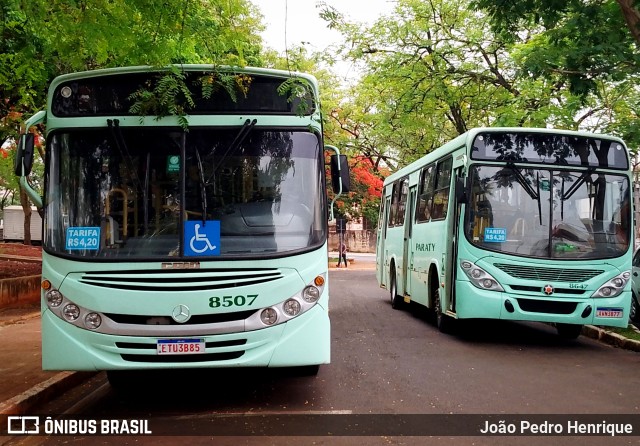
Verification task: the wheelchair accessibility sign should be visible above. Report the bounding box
[184,220,220,256]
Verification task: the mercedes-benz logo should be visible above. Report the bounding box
[171,304,191,323]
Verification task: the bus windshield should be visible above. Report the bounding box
[44,128,326,259]
[464,165,631,259]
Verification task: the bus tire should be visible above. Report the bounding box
[389,268,403,310]
[556,323,583,340]
[106,370,135,390]
[630,292,639,323]
[295,365,320,376]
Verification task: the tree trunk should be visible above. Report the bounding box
[19,186,32,246]
[617,0,640,46]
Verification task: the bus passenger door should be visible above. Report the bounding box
[376,196,390,286]
[444,167,464,313]
[402,186,417,300]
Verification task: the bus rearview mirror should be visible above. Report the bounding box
[330,154,350,194]
[14,133,35,176]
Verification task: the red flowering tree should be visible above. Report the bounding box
[327,154,389,229]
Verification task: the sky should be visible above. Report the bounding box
[249,0,395,78]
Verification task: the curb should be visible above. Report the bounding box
[0,371,96,416]
[0,254,42,264]
[582,325,640,352]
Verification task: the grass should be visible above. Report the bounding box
[604,324,640,342]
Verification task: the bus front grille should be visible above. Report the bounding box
[516,298,578,314]
[120,351,245,363]
[105,310,256,325]
[494,264,603,282]
[117,339,246,363]
[79,268,283,291]
[509,285,587,295]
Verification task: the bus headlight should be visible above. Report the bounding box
[460,260,504,292]
[245,274,327,332]
[63,304,80,321]
[84,313,102,329]
[302,286,320,303]
[283,299,301,316]
[260,308,278,325]
[46,290,64,307]
[592,271,630,298]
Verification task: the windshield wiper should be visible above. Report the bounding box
[207,118,257,183]
[561,168,594,201]
[506,163,539,201]
[506,163,542,225]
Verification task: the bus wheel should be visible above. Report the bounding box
[630,293,639,323]
[294,365,320,376]
[106,370,135,390]
[556,323,583,340]
[390,269,403,310]
[434,288,455,334]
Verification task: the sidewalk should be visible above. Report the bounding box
[0,305,94,416]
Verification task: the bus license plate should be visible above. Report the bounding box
[595,308,623,318]
[157,338,205,355]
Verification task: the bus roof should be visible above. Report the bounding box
[47,64,320,103]
[384,127,628,185]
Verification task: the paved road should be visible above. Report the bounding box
[19,270,640,445]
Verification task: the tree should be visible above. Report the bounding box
[321,0,640,173]
[472,0,640,98]
[1,0,264,243]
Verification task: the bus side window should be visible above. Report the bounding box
[396,178,408,226]
[431,158,452,220]
[416,165,435,223]
[388,182,400,227]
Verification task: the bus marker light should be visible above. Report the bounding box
[41,280,51,290]
[314,276,325,287]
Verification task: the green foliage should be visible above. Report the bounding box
[0,0,265,209]
[321,0,640,169]
[472,0,640,97]
[276,77,312,115]
[128,68,195,128]
[1,0,265,141]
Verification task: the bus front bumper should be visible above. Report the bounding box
[455,281,630,328]
[41,305,330,371]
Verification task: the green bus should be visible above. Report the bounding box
[15,65,348,381]
[376,128,633,338]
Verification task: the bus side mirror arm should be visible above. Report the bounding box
[325,145,350,222]
[15,110,46,208]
